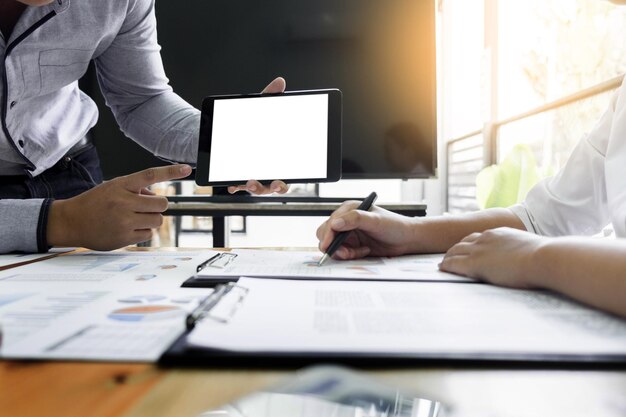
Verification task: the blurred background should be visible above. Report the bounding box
[84,0,626,248]
[445,0,626,214]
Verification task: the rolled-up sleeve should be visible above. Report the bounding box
[508,93,617,237]
[94,0,200,164]
[509,202,538,234]
[0,199,52,253]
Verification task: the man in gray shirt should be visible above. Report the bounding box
[0,0,287,253]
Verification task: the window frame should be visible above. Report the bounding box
[444,0,625,212]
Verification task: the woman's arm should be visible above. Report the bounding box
[316,204,526,259]
[533,236,626,317]
[440,228,626,318]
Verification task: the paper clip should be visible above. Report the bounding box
[186,283,249,329]
[196,253,238,272]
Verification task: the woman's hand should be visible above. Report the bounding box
[439,227,545,288]
[316,202,420,260]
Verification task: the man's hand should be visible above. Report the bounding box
[228,77,290,195]
[47,164,192,251]
[439,227,545,288]
[316,202,419,260]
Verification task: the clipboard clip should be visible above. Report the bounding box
[197,252,238,272]
[186,283,249,329]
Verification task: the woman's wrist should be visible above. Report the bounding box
[526,236,558,289]
[406,216,445,254]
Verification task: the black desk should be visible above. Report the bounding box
[165,196,427,247]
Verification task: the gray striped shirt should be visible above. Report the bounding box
[0,0,200,253]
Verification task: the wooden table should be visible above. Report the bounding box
[1,248,625,417]
[2,362,626,417]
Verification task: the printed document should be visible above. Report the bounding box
[0,249,217,361]
[0,248,74,269]
[194,249,471,282]
[0,249,217,291]
[187,278,626,357]
[0,287,212,361]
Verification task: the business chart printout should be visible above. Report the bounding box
[0,250,215,361]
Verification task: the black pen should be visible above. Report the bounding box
[318,191,378,266]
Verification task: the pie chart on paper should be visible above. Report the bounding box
[108,305,184,322]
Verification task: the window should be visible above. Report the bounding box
[444,0,626,213]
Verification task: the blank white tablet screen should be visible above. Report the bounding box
[208,94,329,182]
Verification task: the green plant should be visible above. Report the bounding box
[476,144,543,209]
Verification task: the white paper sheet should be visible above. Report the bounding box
[187,278,626,357]
[0,287,212,361]
[0,249,218,291]
[0,247,74,269]
[0,249,217,361]
[195,249,470,282]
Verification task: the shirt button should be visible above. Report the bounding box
[10,101,17,109]
[18,139,25,147]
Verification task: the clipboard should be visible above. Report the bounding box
[183,253,240,287]
[160,278,626,368]
[160,336,626,368]
[181,250,473,287]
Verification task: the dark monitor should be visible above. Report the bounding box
[86,0,437,180]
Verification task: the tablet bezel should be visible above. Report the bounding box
[196,89,342,187]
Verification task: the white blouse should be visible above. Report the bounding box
[510,77,626,238]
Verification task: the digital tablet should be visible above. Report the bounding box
[196,89,342,186]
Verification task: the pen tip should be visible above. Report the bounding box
[318,254,328,267]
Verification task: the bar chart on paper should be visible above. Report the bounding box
[0,249,216,361]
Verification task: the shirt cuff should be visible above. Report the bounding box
[0,199,49,253]
[37,198,54,253]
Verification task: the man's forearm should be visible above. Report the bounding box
[530,237,626,318]
[409,208,527,253]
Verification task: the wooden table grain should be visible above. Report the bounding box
[2,362,626,417]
